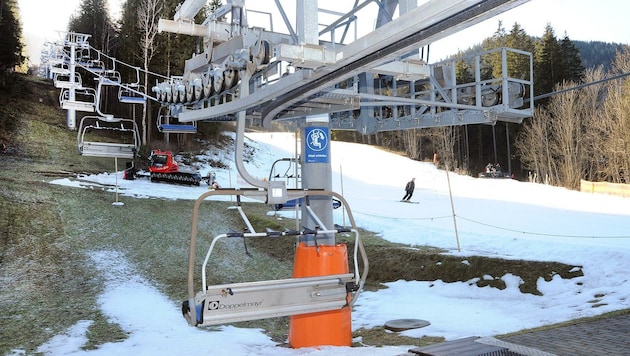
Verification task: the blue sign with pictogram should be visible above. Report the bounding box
[304,126,329,163]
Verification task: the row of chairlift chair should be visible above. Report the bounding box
[46,39,198,160]
[53,57,141,159]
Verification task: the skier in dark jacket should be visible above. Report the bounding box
[402,178,415,201]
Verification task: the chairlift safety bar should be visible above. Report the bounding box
[200,227,362,292]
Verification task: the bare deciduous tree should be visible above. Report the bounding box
[517,66,612,188]
[516,105,555,184]
[601,48,630,183]
[425,126,457,170]
[137,0,163,145]
[402,128,421,160]
[547,80,585,189]
[577,67,607,181]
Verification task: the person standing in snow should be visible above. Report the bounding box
[402,177,415,201]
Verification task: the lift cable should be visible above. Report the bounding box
[527,70,630,103]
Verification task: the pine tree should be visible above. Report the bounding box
[481,20,507,80]
[505,22,534,79]
[558,34,584,83]
[455,55,474,84]
[0,0,24,72]
[68,0,118,54]
[117,0,142,67]
[533,24,562,100]
[208,0,222,12]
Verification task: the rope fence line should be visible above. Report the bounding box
[455,216,630,239]
[352,209,452,221]
[351,210,630,239]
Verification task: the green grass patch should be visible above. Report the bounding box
[352,326,444,348]
[83,313,129,350]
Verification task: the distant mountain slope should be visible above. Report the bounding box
[574,41,625,71]
[446,40,624,73]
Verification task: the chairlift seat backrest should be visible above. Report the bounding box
[193,273,354,326]
[79,141,137,159]
[60,88,96,112]
[62,100,95,112]
[158,124,197,134]
[54,72,82,89]
[99,70,121,85]
[118,85,146,104]
[156,112,197,134]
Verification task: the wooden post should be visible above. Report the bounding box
[445,165,460,251]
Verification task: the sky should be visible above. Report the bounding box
[18,0,630,66]
[35,131,630,355]
[18,0,124,66]
[430,0,630,61]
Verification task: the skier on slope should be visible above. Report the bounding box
[402,177,415,202]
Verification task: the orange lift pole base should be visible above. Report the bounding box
[289,242,352,348]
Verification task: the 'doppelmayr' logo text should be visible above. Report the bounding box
[207,300,264,311]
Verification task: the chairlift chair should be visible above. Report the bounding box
[99,69,121,85]
[59,87,96,112]
[47,46,66,66]
[50,63,69,76]
[118,66,147,104]
[156,106,197,134]
[77,115,140,159]
[54,72,82,89]
[90,49,122,85]
[85,59,105,74]
[118,84,147,104]
[75,47,92,66]
[182,189,368,327]
[78,48,106,74]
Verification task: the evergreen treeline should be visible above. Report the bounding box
[7,2,630,189]
[574,41,624,72]
[0,0,24,138]
[0,0,24,73]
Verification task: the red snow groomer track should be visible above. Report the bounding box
[148,149,202,186]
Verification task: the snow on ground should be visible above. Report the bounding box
[42,131,630,355]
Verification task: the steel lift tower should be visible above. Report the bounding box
[157,0,533,348]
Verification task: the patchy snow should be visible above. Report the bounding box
[42,131,630,355]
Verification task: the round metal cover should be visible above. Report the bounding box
[384,318,430,332]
